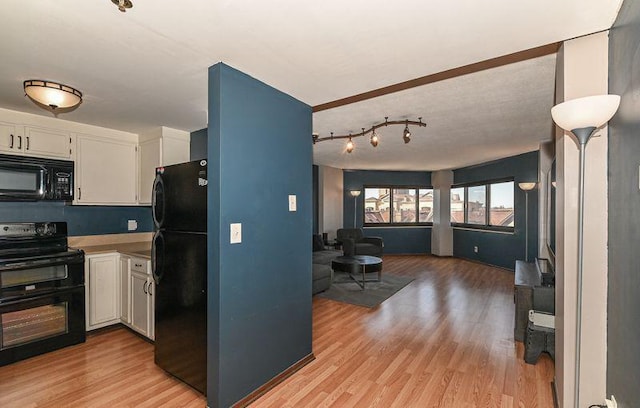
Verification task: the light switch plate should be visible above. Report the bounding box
[288,195,297,212]
[127,220,138,231]
[230,223,242,244]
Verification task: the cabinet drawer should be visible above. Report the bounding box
[131,258,149,274]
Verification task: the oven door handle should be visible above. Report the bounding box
[0,253,84,271]
[0,286,82,307]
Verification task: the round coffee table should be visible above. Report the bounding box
[331,255,383,290]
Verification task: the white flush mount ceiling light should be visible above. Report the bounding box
[112,0,133,12]
[23,80,82,111]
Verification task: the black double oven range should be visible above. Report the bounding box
[0,222,85,366]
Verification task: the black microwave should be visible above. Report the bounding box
[0,154,73,201]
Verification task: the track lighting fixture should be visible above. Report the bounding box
[370,129,379,147]
[313,116,425,154]
[403,121,411,144]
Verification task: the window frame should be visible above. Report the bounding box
[450,177,515,232]
[362,185,434,227]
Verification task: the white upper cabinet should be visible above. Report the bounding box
[0,108,193,206]
[0,122,22,154]
[138,127,190,204]
[0,121,71,159]
[23,126,72,159]
[76,134,138,205]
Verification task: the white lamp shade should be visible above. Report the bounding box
[24,80,82,109]
[349,190,361,197]
[551,94,620,132]
[518,182,537,191]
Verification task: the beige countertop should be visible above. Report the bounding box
[68,232,153,259]
[75,242,152,259]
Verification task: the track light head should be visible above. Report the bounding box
[403,124,411,144]
[346,137,354,153]
[370,130,379,147]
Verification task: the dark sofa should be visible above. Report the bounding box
[312,235,341,294]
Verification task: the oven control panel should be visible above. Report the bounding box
[0,223,59,237]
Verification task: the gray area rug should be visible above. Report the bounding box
[316,272,414,308]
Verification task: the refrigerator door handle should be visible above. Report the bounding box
[152,231,164,284]
[152,174,165,229]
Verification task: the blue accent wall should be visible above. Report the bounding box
[343,170,432,254]
[207,63,312,407]
[607,2,640,405]
[452,151,538,270]
[0,202,152,236]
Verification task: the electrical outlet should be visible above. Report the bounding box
[605,395,617,408]
[473,246,478,253]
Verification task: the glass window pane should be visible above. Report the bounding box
[364,188,390,223]
[419,189,433,222]
[489,181,514,227]
[392,188,416,223]
[450,187,465,223]
[467,185,486,225]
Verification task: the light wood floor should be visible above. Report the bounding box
[0,255,554,408]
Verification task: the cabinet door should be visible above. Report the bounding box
[138,138,161,205]
[0,122,23,154]
[76,135,137,205]
[120,256,131,324]
[130,271,150,337]
[88,254,120,328]
[23,126,71,159]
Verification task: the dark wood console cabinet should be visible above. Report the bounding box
[514,259,555,342]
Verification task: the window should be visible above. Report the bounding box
[450,187,465,223]
[451,180,514,231]
[467,185,486,225]
[489,181,514,227]
[364,188,390,224]
[364,186,432,226]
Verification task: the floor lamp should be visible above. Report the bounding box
[349,190,361,228]
[518,182,537,262]
[551,94,620,408]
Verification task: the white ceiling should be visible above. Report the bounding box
[0,0,624,170]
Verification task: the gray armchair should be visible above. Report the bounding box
[337,228,384,257]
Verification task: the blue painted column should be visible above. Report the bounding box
[207,63,313,407]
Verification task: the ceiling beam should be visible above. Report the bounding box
[312,42,561,113]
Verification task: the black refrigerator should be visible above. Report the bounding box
[152,159,207,395]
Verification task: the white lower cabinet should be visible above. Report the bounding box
[86,253,121,330]
[123,257,154,340]
[85,253,154,340]
[130,272,152,338]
